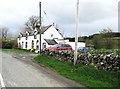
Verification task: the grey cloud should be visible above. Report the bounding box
[0,0,119,37]
[42,0,117,24]
[42,0,118,37]
[79,2,117,23]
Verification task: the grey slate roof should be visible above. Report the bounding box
[19,25,52,37]
[44,39,57,45]
[40,25,52,34]
[21,33,26,37]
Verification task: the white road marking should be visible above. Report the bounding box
[0,73,5,87]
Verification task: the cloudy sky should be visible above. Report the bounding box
[0,0,119,37]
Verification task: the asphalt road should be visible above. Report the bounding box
[0,51,85,88]
[0,51,2,88]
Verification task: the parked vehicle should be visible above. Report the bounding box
[78,47,90,53]
[48,44,73,51]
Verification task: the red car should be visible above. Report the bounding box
[48,44,72,51]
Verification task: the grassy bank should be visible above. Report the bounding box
[0,48,30,53]
[34,55,119,89]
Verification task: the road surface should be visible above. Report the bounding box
[0,51,85,88]
[0,51,2,88]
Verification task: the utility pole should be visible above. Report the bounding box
[39,2,41,54]
[74,0,79,65]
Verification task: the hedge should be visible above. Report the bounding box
[0,39,17,49]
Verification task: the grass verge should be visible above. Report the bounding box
[34,55,119,89]
[0,48,30,53]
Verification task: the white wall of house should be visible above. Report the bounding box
[27,36,34,49]
[18,37,26,49]
[67,42,86,50]
[42,26,63,40]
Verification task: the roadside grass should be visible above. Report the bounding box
[34,55,119,89]
[115,50,120,55]
[0,48,30,53]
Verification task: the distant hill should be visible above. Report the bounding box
[65,32,120,49]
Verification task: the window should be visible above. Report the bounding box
[42,43,46,49]
[32,40,34,48]
[36,40,39,43]
[26,36,28,40]
[25,42,27,49]
[34,35,37,39]
[36,45,39,50]
[51,34,53,37]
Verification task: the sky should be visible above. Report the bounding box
[0,0,119,37]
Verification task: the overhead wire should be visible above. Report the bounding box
[41,6,64,40]
[42,7,52,24]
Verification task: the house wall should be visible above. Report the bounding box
[18,37,26,49]
[67,42,86,50]
[18,35,39,50]
[27,35,40,50]
[40,25,64,49]
[42,26,64,40]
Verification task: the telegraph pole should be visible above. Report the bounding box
[74,0,79,65]
[39,2,41,54]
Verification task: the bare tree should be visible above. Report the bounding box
[100,28,112,34]
[100,28,113,49]
[0,27,8,40]
[100,28,113,38]
[25,16,39,31]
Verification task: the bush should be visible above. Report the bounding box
[0,39,2,48]
[1,39,14,49]
[12,40,18,49]
[0,39,18,49]
[29,48,35,52]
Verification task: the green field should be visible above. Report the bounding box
[34,55,119,89]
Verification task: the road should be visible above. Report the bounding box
[0,51,85,88]
[0,51,2,88]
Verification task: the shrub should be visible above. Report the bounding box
[30,48,35,52]
[0,39,2,48]
[2,39,14,49]
[12,40,18,49]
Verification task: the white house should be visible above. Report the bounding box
[17,24,85,53]
[18,24,65,52]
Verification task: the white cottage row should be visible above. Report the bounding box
[18,24,65,53]
[17,24,85,53]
